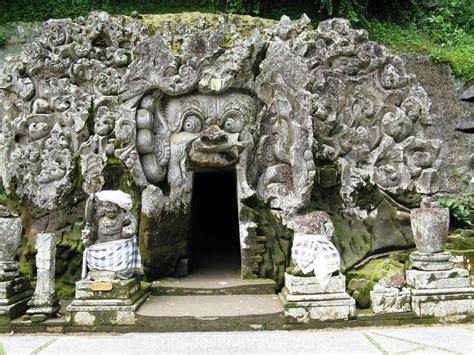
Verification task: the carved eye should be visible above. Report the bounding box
[183,114,202,133]
[222,112,243,133]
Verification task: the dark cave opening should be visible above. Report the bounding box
[190,169,241,276]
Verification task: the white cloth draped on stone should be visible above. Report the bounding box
[291,233,340,290]
[95,190,133,211]
[83,236,143,279]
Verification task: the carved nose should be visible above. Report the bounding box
[201,125,228,145]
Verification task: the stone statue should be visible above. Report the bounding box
[27,233,59,319]
[81,190,143,280]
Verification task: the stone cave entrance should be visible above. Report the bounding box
[190,169,241,279]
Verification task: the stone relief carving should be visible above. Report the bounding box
[0,12,447,277]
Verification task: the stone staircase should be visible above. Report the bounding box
[136,276,284,331]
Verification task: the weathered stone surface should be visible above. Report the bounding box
[0,276,31,300]
[401,54,471,197]
[0,12,459,280]
[406,268,470,289]
[411,202,450,253]
[281,269,355,322]
[346,256,406,309]
[410,260,454,271]
[370,286,411,314]
[280,288,356,322]
[74,278,140,301]
[410,288,474,317]
[27,233,59,316]
[410,249,454,272]
[378,271,405,289]
[66,277,148,326]
[0,215,32,320]
[0,217,22,262]
[284,273,345,294]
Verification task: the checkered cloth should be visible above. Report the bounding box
[84,236,143,279]
[291,233,340,291]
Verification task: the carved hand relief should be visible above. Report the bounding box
[0,13,443,217]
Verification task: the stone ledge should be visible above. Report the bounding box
[280,289,356,322]
[411,287,474,317]
[75,278,140,300]
[0,295,31,321]
[284,273,345,294]
[406,268,470,289]
[66,289,149,326]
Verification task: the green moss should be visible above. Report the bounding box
[447,229,474,250]
[141,13,275,37]
[346,257,405,309]
[56,283,75,299]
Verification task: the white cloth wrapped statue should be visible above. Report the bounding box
[288,212,341,291]
[81,190,143,280]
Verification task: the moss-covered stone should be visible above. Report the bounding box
[346,256,405,309]
[140,13,276,38]
[447,229,474,251]
[311,183,414,271]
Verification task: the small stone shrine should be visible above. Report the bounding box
[0,207,33,322]
[406,199,474,318]
[65,191,148,326]
[27,233,60,321]
[280,212,356,322]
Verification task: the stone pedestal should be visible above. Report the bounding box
[0,262,33,321]
[27,233,60,319]
[66,277,148,326]
[406,263,474,318]
[370,285,412,314]
[280,273,356,323]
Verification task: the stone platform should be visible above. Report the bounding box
[280,273,356,323]
[152,277,276,296]
[136,294,284,331]
[66,278,149,326]
[406,267,474,318]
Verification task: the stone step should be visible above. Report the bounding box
[136,295,284,331]
[151,277,276,296]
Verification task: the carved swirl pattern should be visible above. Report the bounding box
[0,13,442,218]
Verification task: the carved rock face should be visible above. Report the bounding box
[167,92,257,169]
[96,201,127,241]
[0,13,455,277]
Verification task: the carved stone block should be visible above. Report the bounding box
[411,288,474,318]
[370,286,412,314]
[280,273,355,322]
[410,251,454,271]
[285,273,346,294]
[406,269,470,289]
[0,276,33,321]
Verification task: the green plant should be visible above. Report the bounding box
[437,196,473,228]
[0,31,6,47]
